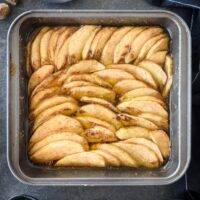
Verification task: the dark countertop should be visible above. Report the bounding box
[0,0,196,200]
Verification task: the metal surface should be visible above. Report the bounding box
[7,10,191,186]
[41,0,74,3]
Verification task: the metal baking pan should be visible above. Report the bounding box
[7,10,191,185]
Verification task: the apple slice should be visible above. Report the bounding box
[78,104,121,129]
[33,102,78,130]
[125,27,163,63]
[123,138,163,163]
[30,86,61,110]
[162,55,173,97]
[28,65,55,95]
[49,27,66,63]
[90,27,117,60]
[54,28,78,69]
[117,113,158,130]
[76,116,116,132]
[67,25,98,65]
[30,96,77,119]
[94,68,134,85]
[55,152,106,167]
[107,64,158,89]
[30,140,85,163]
[66,60,105,76]
[114,142,159,168]
[114,27,146,63]
[113,79,148,95]
[40,29,54,65]
[101,27,132,65]
[138,60,167,90]
[137,113,168,130]
[120,88,163,102]
[134,34,166,64]
[66,74,112,89]
[92,143,138,167]
[146,37,169,59]
[31,27,50,70]
[83,125,117,143]
[82,27,101,59]
[30,115,83,144]
[29,132,88,155]
[92,150,120,166]
[116,126,150,140]
[80,96,119,113]
[68,86,115,102]
[117,100,168,117]
[147,50,168,66]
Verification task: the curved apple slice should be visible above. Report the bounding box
[68,86,116,102]
[49,27,66,63]
[146,37,169,59]
[80,96,119,113]
[54,27,78,70]
[31,27,50,70]
[114,27,146,63]
[92,143,138,167]
[113,79,148,95]
[90,27,117,60]
[117,100,168,117]
[30,140,85,163]
[116,126,150,140]
[138,60,167,90]
[137,113,168,130]
[94,68,134,85]
[76,116,116,132]
[27,29,41,76]
[54,27,77,62]
[33,102,78,130]
[55,152,106,167]
[40,29,54,66]
[101,27,132,65]
[134,34,166,64]
[30,70,62,97]
[78,104,121,129]
[162,55,173,97]
[83,125,117,143]
[30,95,77,119]
[92,150,120,166]
[30,114,83,144]
[117,113,158,130]
[30,86,61,110]
[66,74,112,89]
[107,64,157,89]
[82,27,101,59]
[114,142,159,168]
[125,27,163,63]
[66,60,105,76]
[125,96,166,107]
[28,65,55,95]
[150,130,170,158]
[29,132,89,155]
[67,25,98,65]
[115,127,170,158]
[147,50,168,66]
[120,88,163,102]
[123,138,163,163]
[62,81,95,93]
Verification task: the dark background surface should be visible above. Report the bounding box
[0,0,199,200]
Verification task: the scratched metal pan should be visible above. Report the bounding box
[7,10,191,186]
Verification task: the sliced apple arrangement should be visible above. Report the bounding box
[27,25,173,168]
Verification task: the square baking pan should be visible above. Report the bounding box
[7,10,191,185]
